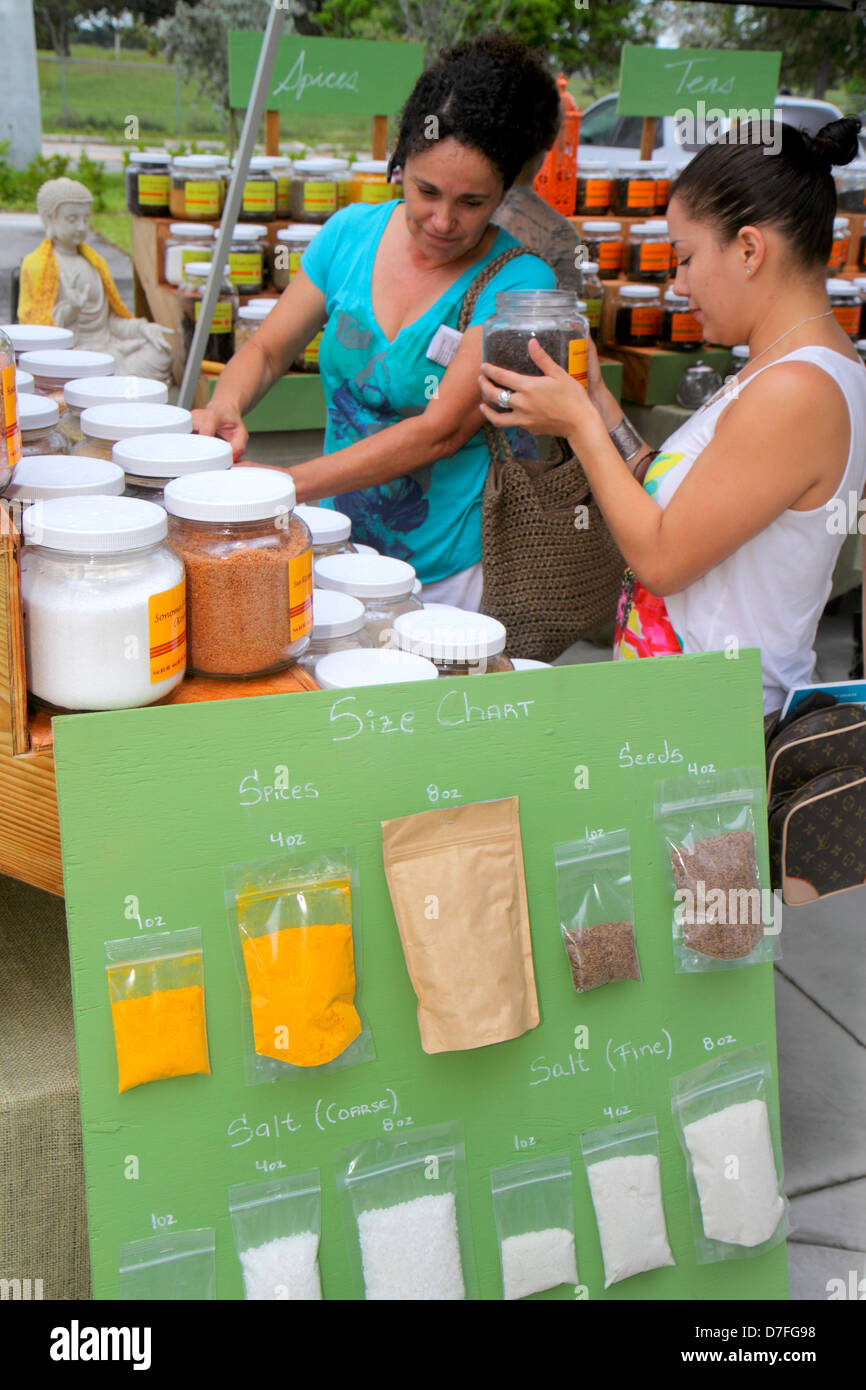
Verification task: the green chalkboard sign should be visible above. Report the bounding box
[54,651,789,1301]
[228,32,424,115]
[618,45,781,119]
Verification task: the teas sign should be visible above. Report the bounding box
[228,32,424,115]
[617,45,781,118]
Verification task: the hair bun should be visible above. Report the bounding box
[803,116,862,171]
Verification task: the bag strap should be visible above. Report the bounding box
[457,246,535,334]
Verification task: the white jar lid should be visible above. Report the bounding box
[293,158,343,175]
[64,375,168,410]
[664,288,689,304]
[314,553,416,599]
[183,261,217,279]
[628,224,650,237]
[643,219,669,233]
[128,150,171,165]
[168,223,216,238]
[620,284,661,299]
[833,217,850,229]
[311,589,366,639]
[22,494,167,551]
[393,608,506,661]
[164,466,296,521]
[731,344,749,360]
[113,432,233,478]
[510,657,552,669]
[15,369,34,394]
[576,300,587,313]
[80,403,192,442]
[229,224,267,240]
[827,278,858,296]
[296,503,352,544]
[237,304,275,323]
[853,278,866,290]
[18,349,116,381]
[621,160,658,172]
[314,648,438,688]
[173,155,222,170]
[6,454,125,502]
[581,262,599,275]
[2,324,74,353]
[350,160,388,174]
[242,156,280,173]
[578,159,610,170]
[19,393,60,430]
[582,220,621,233]
[351,542,378,556]
[276,225,321,243]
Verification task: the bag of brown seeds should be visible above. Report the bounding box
[654,767,779,973]
[554,829,641,993]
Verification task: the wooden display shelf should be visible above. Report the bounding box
[605,345,733,407]
[0,514,318,897]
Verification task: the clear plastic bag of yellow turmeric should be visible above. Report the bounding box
[105,928,211,1093]
[225,849,374,1085]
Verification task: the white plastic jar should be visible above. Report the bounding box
[60,375,169,447]
[314,648,438,688]
[273,224,321,290]
[313,553,422,646]
[4,456,124,528]
[20,495,186,711]
[296,589,373,676]
[15,370,34,395]
[72,403,193,461]
[19,394,70,456]
[113,433,233,504]
[295,503,353,557]
[163,223,216,286]
[1,324,74,360]
[17,349,116,420]
[393,608,512,675]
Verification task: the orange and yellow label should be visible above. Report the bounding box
[639,241,672,272]
[597,240,623,271]
[289,550,313,642]
[185,181,219,216]
[302,181,337,214]
[242,180,276,215]
[832,304,860,335]
[670,311,702,342]
[276,175,290,207]
[289,250,303,279]
[194,300,233,333]
[360,183,393,203]
[584,297,602,331]
[137,173,169,206]
[655,178,670,208]
[148,580,186,684]
[581,178,612,209]
[568,337,588,388]
[629,306,659,336]
[625,178,655,208]
[1,363,21,470]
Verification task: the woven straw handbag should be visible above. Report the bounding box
[458,247,624,662]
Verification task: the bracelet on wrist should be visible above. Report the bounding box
[608,414,645,463]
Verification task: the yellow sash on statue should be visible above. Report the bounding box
[18,239,133,325]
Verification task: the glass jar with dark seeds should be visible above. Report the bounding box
[580,221,623,280]
[483,291,588,409]
[578,262,603,343]
[178,262,238,367]
[659,289,703,351]
[612,162,658,216]
[613,285,661,347]
[576,160,613,215]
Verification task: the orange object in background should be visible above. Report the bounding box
[533,77,580,216]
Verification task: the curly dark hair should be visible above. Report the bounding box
[388,31,561,192]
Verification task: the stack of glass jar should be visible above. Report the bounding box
[59,375,168,448]
[18,349,116,417]
[313,553,422,646]
[177,262,238,366]
[71,402,192,461]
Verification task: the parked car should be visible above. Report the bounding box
[577,93,853,172]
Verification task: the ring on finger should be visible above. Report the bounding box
[497,387,513,408]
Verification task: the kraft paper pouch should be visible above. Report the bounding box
[381,798,539,1053]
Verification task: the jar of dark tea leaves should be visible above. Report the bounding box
[659,288,702,352]
[613,285,660,347]
[178,262,238,366]
[576,161,612,215]
[613,162,658,216]
[483,291,588,404]
[581,221,623,279]
[578,262,603,343]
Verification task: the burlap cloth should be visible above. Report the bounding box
[0,874,90,1299]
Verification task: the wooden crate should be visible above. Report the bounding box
[0,515,318,897]
[604,344,733,407]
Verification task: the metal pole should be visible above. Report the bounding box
[178,7,286,410]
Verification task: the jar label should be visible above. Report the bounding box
[629,305,659,335]
[228,251,263,285]
[185,181,219,215]
[289,251,302,278]
[302,181,337,213]
[149,580,186,685]
[289,550,313,641]
[626,179,655,207]
[584,297,602,330]
[138,173,170,206]
[276,175,290,204]
[671,311,702,342]
[597,240,623,271]
[194,300,233,333]
[180,247,205,275]
[582,178,612,208]
[832,304,860,335]
[567,337,588,387]
[639,241,671,272]
[1,363,22,470]
[360,183,392,203]
[242,180,276,214]
[304,331,323,366]
[655,179,670,206]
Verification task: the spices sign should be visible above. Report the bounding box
[617,45,781,119]
[228,33,424,116]
[54,650,789,1300]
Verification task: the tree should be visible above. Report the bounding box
[35,1,181,58]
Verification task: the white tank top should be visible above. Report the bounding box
[644,347,866,713]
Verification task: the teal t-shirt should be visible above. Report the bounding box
[301,200,556,584]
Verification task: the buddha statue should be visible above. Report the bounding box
[18,177,172,382]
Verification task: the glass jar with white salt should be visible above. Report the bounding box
[21,495,186,711]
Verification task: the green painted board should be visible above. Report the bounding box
[228,32,424,115]
[54,652,788,1301]
[608,346,733,407]
[618,45,781,119]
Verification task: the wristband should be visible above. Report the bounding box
[608,414,645,463]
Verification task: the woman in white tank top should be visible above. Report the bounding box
[479,116,866,713]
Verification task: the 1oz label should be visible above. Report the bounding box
[303,181,337,214]
[289,551,313,642]
[1,363,22,470]
[303,331,323,368]
[148,581,186,684]
[629,306,659,336]
[137,174,169,206]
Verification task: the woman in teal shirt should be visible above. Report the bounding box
[193,33,561,606]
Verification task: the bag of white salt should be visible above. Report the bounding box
[580,1116,675,1288]
[338,1123,471,1300]
[671,1044,788,1262]
[228,1171,322,1300]
[490,1152,579,1300]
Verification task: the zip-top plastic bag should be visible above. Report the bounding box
[118,1228,215,1300]
[554,829,641,992]
[229,1171,322,1300]
[490,1152,579,1300]
[337,1122,473,1300]
[225,848,373,1085]
[654,767,778,972]
[105,927,210,1093]
[670,1044,788,1262]
[580,1114,675,1287]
